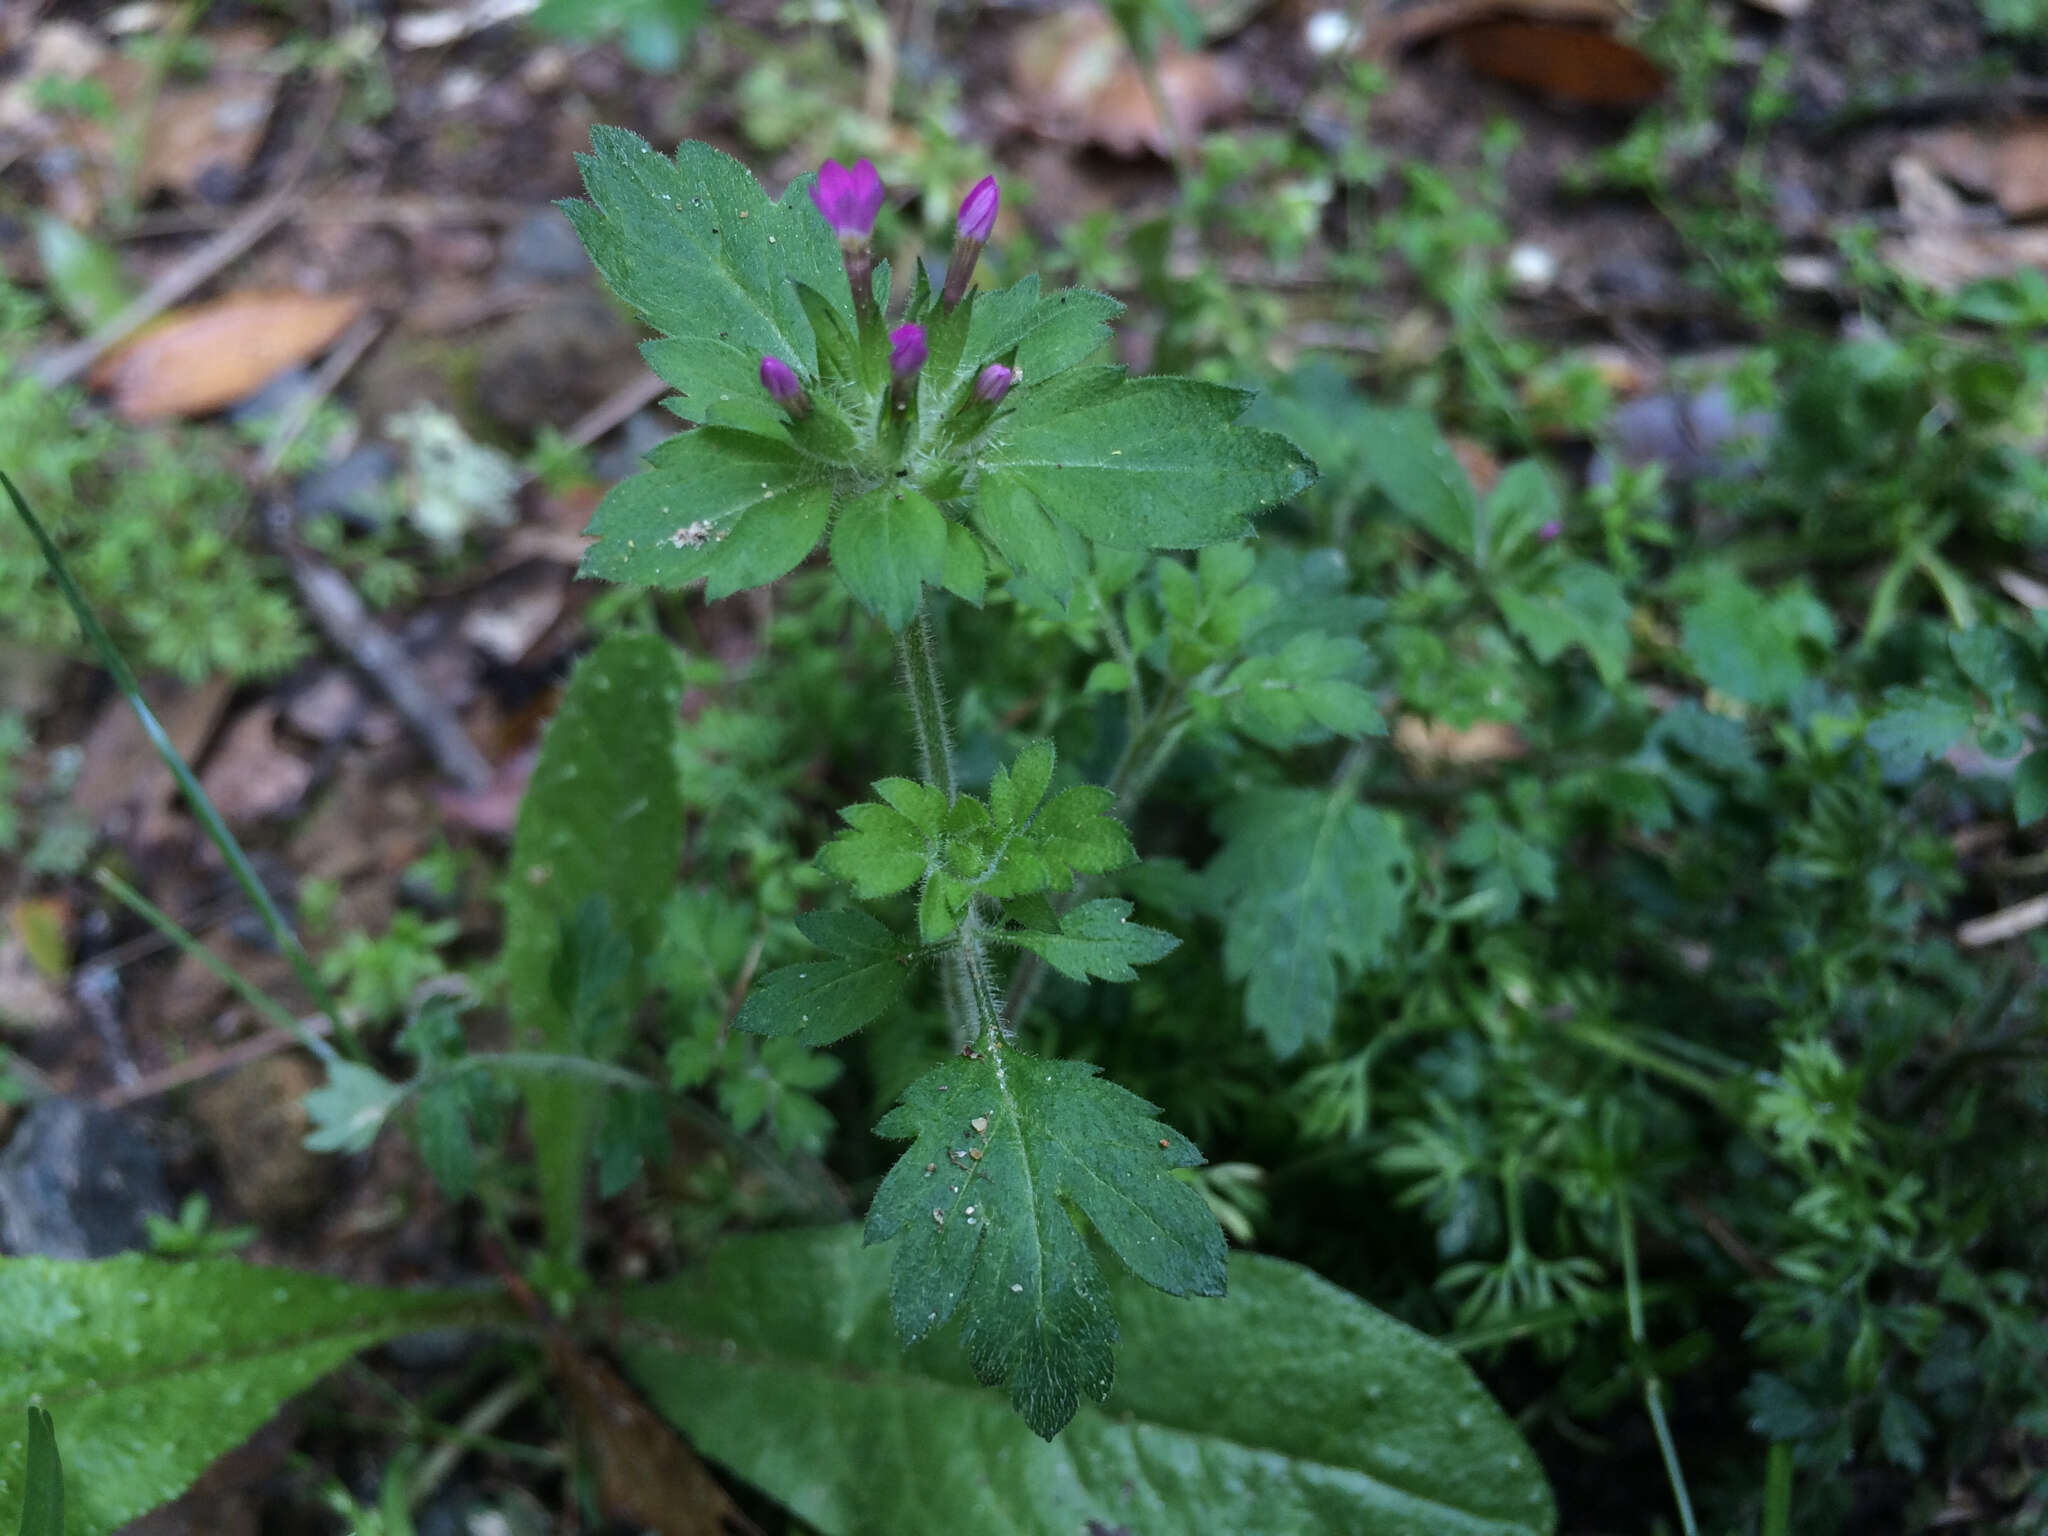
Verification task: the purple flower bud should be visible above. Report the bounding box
[972,363,1015,404]
[1538,519,1563,541]
[889,323,928,380]
[957,176,1000,243]
[758,355,810,418]
[809,158,885,242]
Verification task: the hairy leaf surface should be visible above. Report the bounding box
[864,1045,1223,1437]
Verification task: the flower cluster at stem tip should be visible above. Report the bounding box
[757,163,1003,421]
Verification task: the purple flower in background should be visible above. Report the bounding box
[890,324,928,380]
[810,158,885,242]
[957,176,1000,243]
[1538,519,1563,541]
[759,355,809,418]
[972,363,1015,404]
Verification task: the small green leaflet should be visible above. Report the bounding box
[980,371,1314,555]
[1204,788,1411,1058]
[1864,686,1975,779]
[830,486,947,629]
[735,909,916,1045]
[865,1045,1225,1439]
[1496,560,1632,687]
[1677,566,1833,709]
[818,742,1135,941]
[16,1410,58,1536]
[1219,632,1383,747]
[1002,898,1177,982]
[1356,406,1482,556]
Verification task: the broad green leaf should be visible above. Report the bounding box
[952,277,1122,392]
[16,1410,58,1536]
[617,1224,1558,1536]
[735,909,916,1044]
[1496,560,1632,686]
[33,217,135,333]
[579,429,827,591]
[300,1061,405,1154]
[1220,632,1384,747]
[642,335,791,438]
[1205,789,1411,1057]
[866,1046,1225,1437]
[974,475,1078,601]
[561,129,850,377]
[830,486,947,629]
[504,633,686,1263]
[1677,567,1832,709]
[1356,406,1481,555]
[1003,898,1178,981]
[0,1258,513,1536]
[983,372,1314,551]
[703,479,831,600]
[1865,687,1974,778]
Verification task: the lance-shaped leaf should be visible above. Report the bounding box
[865,1046,1225,1439]
[561,129,851,390]
[980,371,1315,553]
[16,1410,58,1536]
[1205,788,1411,1058]
[579,429,831,592]
[735,909,917,1045]
[617,1224,1558,1536]
[0,1257,515,1536]
[1002,897,1178,982]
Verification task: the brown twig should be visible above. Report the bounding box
[99,1014,334,1110]
[30,85,340,389]
[262,500,497,792]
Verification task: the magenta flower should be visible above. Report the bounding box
[889,324,928,380]
[972,363,1015,404]
[810,158,885,242]
[957,176,1000,243]
[759,355,809,418]
[1538,519,1563,541]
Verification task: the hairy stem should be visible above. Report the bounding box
[899,610,957,803]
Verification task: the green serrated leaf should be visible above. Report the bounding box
[618,1224,1557,1535]
[941,520,986,605]
[991,739,1056,832]
[16,1409,59,1536]
[1496,560,1632,687]
[1865,687,1974,778]
[1004,898,1178,981]
[1205,788,1411,1057]
[562,130,850,375]
[0,1259,513,1536]
[983,373,1314,551]
[1025,785,1134,881]
[831,486,947,629]
[1356,406,1481,555]
[580,429,826,590]
[736,909,914,1044]
[975,476,1077,601]
[300,1062,405,1154]
[504,633,686,1263]
[865,1046,1224,1438]
[819,802,929,897]
[703,479,831,600]
[1221,632,1383,747]
[1678,567,1831,709]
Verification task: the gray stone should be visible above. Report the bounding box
[0,1097,172,1257]
[298,442,398,530]
[499,207,589,284]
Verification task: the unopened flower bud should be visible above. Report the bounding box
[759,355,810,418]
[890,324,928,380]
[972,363,1015,404]
[1538,519,1562,542]
[956,176,1000,243]
[942,174,1001,309]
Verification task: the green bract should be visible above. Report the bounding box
[561,132,1316,626]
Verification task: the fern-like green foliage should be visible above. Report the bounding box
[0,286,307,680]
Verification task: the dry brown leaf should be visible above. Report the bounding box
[1009,6,1244,157]
[1395,715,1528,771]
[1362,0,1624,56]
[1453,20,1664,107]
[1447,435,1501,496]
[91,290,365,421]
[1891,154,1968,231]
[199,706,314,826]
[549,1339,739,1536]
[1990,122,2048,219]
[1881,226,2048,292]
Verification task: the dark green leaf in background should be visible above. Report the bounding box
[735,909,916,1044]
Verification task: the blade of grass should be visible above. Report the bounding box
[95,868,336,1066]
[1761,1441,1794,1536]
[1,469,352,1051]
